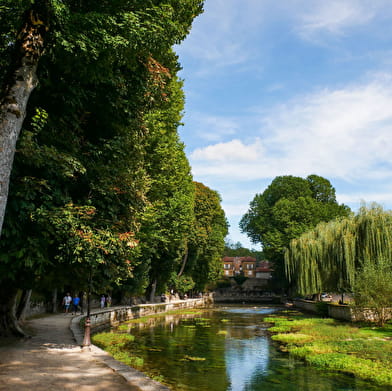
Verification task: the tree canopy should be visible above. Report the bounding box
[185,181,228,291]
[285,204,392,298]
[240,175,351,288]
[0,0,207,337]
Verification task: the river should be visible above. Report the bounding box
[111,304,388,391]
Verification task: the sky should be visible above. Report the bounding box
[175,0,392,249]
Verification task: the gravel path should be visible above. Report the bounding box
[0,312,166,391]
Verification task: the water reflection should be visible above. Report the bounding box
[225,337,269,391]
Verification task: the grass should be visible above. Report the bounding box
[266,310,392,386]
[92,332,145,367]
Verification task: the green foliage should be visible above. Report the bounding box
[267,312,392,386]
[135,76,195,295]
[170,273,195,295]
[92,332,144,368]
[186,182,229,291]
[223,240,263,259]
[353,257,392,326]
[0,0,205,308]
[286,204,392,298]
[240,175,350,287]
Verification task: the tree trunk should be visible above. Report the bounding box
[15,289,32,321]
[149,279,157,302]
[177,245,188,277]
[0,7,47,236]
[0,282,27,337]
[51,288,58,313]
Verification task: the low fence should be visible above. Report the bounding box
[74,297,210,337]
[293,299,392,322]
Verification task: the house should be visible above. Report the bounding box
[222,257,273,280]
[222,256,257,277]
[255,261,273,280]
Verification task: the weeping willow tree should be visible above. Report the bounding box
[285,204,392,296]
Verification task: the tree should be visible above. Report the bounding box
[135,76,195,300]
[186,182,228,291]
[0,0,204,336]
[285,204,392,299]
[0,0,204,238]
[353,258,392,326]
[0,1,48,235]
[223,240,263,259]
[240,175,350,288]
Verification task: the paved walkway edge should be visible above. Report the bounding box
[70,314,171,391]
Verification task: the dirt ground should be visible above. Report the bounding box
[0,313,141,391]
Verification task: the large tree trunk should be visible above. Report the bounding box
[0,7,47,236]
[149,279,157,302]
[177,245,188,278]
[0,282,27,337]
[51,288,58,313]
[15,289,32,322]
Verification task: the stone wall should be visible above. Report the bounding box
[327,303,352,321]
[85,297,210,332]
[293,299,392,323]
[292,299,318,313]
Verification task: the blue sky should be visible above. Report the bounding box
[175,0,392,249]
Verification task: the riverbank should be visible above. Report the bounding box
[0,298,210,391]
[265,310,392,387]
[0,312,141,391]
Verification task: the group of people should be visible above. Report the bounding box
[100,294,112,308]
[62,292,112,314]
[62,293,83,315]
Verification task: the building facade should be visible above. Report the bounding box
[222,256,257,277]
[222,257,273,279]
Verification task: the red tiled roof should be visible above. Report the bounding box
[222,256,256,262]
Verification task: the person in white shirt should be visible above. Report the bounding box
[62,293,72,313]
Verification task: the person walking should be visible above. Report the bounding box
[62,293,72,314]
[100,295,106,309]
[106,294,112,307]
[72,294,81,315]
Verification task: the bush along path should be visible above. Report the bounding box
[265,310,392,387]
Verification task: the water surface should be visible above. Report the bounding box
[113,305,389,391]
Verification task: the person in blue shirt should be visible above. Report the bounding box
[72,294,81,315]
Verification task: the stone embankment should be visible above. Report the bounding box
[293,299,392,322]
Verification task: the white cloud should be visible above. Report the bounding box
[191,138,264,163]
[293,0,391,41]
[190,74,392,183]
[297,1,374,37]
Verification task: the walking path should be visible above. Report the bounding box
[0,310,170,391]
